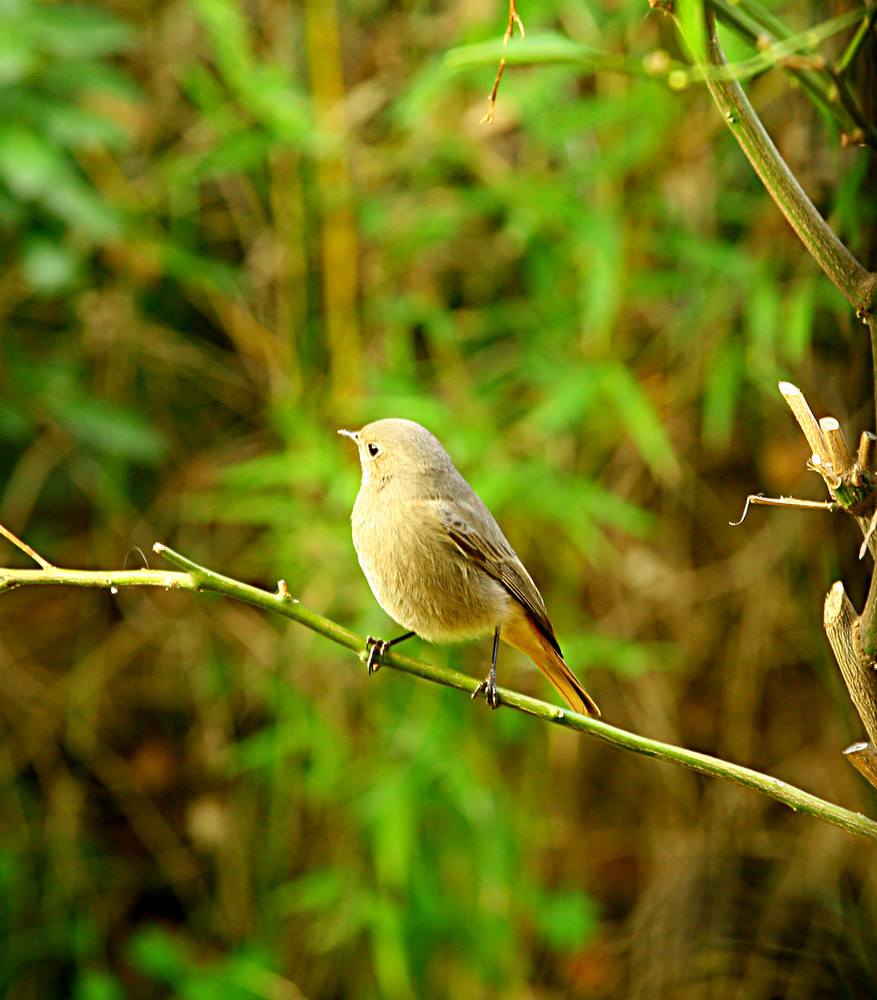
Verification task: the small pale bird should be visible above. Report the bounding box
[339,418,600,716]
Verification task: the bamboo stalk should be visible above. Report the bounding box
[303,0,363,404]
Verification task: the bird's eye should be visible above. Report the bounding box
[366,442,381,458]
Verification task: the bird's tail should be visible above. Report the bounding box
[502,612,600,717]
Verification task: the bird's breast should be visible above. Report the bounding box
[351,493,511,642]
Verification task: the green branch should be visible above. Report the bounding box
[675,4,877,318]
[709,0,875,145]
[2,544,877,842]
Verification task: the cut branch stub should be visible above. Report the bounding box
[819,417,853,478]
[856,431,877,482]
[824,581,877,750]
[844,743,877,791]
[780,381,830,463]
[780,382,877,554]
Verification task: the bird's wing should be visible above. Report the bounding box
[432,499,562,656]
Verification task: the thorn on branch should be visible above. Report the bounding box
[123,546,150,570]
[730,493,836,526]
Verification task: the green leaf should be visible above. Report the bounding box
[0,123,65,197]
[783,278,816,364]
[597,362,681,483]
[73,969,125,1000]
[128,925,188,980]
[535,889,599,951]
[49,397,167,463]
[702,340,743,449]
[0,31,35,86]
[24,4,133,60]
[676,0,709,63]
[190,0,313,145]
[0,123,122,238]
[21,236,80,292]
[444,33,641,76]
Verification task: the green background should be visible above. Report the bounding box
[0,0,875,996]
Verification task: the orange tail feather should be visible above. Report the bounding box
[501,609,600,717]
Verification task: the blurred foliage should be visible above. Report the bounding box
[0,0,876,997]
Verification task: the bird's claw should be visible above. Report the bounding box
[472,674,501,709]
[364,636,388,675]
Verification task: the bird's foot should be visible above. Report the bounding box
[364,636,389,675]
[472,673,501,709]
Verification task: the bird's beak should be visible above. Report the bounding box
[338,428,359,442]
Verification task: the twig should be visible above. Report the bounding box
[709,9,861,83]
[730,493,837,526]
[766,388,877,786]
[1,541,876,841]
[836,3,877,74]
[0,564,195,595]
[779,381,832,467]
[0,523,54,570]
[481,0,525,125]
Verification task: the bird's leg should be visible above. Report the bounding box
[365,631,416,674]
[472,628,501,709]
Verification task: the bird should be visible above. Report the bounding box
[339,418,600,717]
